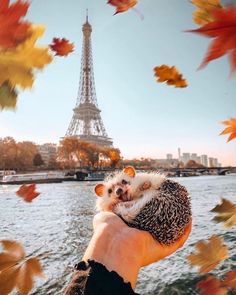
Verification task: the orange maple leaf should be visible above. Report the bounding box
[220,118,236,142]
[197,276,228,295]
[16,184,40,203]
[154,65,188,88]
[108,0,137,14]
[49,38,74,57]
[0,0,31,49]
[187,5,236,73]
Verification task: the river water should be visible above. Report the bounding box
[1,174,236,295]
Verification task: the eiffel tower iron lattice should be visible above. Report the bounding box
[65,14,113,147]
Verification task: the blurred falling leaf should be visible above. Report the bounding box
[222,270,236,291]
[191,0,222,25]
[0,25,53,89]
[197,276,228,295]
[0,0,31,49]
[49,38,74,56]
[211,198,236,227]
[108,0,137,14]
[16,184,40,202]
[0,81,17,110]
[187,5,236,74]
[220,118,236,142]
[0,240,44,295]
[187,235,228,273]
[154,65,188,88]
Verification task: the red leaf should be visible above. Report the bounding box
[49,38,74,57]
[16,184,40,203]
[0,0,31,49]
[197,276,228,295]
[108,0,137,15]
[187,5,236,73]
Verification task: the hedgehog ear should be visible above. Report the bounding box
[95,184,105,197]
[123,166,136,178]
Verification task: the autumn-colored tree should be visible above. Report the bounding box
[185,160,205,168]
[33,153,44,167]
[0,137,17,170]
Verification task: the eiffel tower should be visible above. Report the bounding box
[65,14,113,147]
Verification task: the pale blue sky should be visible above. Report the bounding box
[0,0,235,165]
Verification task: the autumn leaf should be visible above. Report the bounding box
[197,276,228,295]
[191,0,222,25]
[154,65,188,88]
[0,240,44,295]
[50,38,74,56]
[0,0,31,50]
[211,198,236,228]
[0,25,53,89]
[108,0,137,14]
[220,118,236,142]
[16,184,40,202]
[187,5,236,73]
[222,270,236,291]
[187,235,228,273]
[0,81,17,110]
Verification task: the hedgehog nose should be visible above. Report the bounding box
[116,188,123,196]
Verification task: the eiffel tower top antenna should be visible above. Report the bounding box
[65,13,113,147]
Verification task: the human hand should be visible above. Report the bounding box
[83,212,192,289]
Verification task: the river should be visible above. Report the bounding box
[1,174,236,295]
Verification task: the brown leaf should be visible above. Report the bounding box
[154,65,188,88]
[197,275,228,295]
[0,240,44,295]
[0,240,25,271]
[187,235,228,273]
[211,198,236,228]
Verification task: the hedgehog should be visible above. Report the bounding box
[94,166,191,245]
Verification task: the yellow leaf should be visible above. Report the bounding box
[191,0,222,25]
[211,198,236,228]
[187,235,228,273]
[0,81,17,110]
[0,25,52,89]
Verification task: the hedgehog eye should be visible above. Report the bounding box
[108,189,112,194]
[121,179,128,185]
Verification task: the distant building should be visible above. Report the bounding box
[200,155,208,167]
[178,148,181,161]
[166,154,173,160]
[181,153,190,164]
[209,157,218,167]
[191,153,199,163]
[37,143,57,167]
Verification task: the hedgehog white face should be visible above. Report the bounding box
[94,166,136,212]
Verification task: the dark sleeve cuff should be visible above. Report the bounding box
[63,260,140,295]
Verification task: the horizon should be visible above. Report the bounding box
[0,0,235,166]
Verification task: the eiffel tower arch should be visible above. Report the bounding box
[65,14,113,147]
